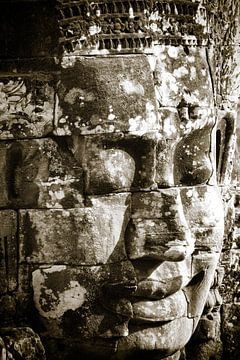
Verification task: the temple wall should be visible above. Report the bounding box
[0,1,239,359]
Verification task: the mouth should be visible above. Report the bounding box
[100,288,188,324]
[130,290,187,323]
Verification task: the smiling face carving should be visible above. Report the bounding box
[13,47,224,360]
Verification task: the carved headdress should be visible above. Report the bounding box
[56,0,209,54]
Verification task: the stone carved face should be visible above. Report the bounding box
[2,47,224,359]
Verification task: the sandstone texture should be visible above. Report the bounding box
[0,1,239,360]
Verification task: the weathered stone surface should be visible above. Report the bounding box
[222,303,240,360]
[116,317,194,357]
[54,56,158,135]
[126,186,224,261]
[216,111,237,185]
[57,0,207,56]
[0,295,16,327]
[0,211,17,294]
[0,338,6,360]
[132,290,187,322]
[181,186,224,252]
[0,76,54,139]
[0,1,238,360]
[43,337,118,360]
[186,267,223,360]
[69,133,157,194]
[31,261,136,338]
[0,327,46,360]
[132,258,192,300]
[153,46,214,108]
[156,107,215,187]
[186,253,220,318]
[0,139,84,208]
[19,197,130,265]
[186,314,222,360]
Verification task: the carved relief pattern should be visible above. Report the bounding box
[0,1,239,360]
[0,77,54,139]
[56,0,208,54]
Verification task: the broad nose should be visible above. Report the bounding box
[125,189,194,262]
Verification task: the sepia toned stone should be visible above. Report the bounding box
[0,76,54,139]
[0,327,46,360]
[0,139,84,208]
[156,106,215,187]
[0,337,6,360]
[0,1,238,359]
[116,317,194,357]
[19,200,130,265]
[181,186,224,252]
[0,211,17,294]
[69,133,157,194]
[54,56,158,135]
[31,261,136,338]
[127,189,193,261]
[186,252,220,319]
[56,0,207,55]
[154,46,214,108]
[132,257,192,299]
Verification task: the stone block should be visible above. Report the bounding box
[0,76,54,139]
[54,56,158,135]
[130,257,192,300]
[127,189,193,261]
[181,186,224,252]
[31,261,136,338]
[0,211,17,294]
[153,46,214,108]
[117,317,194,355]
[222,304,240,360]
[156,107,215,187]
[186,253,220,318]
[127,186,224,260]
[0,138,84,208]
[0,327,46,360]
[221,248,240,304]
[70,133,156,194]
[0,295,16,326]
[19,196,130,265]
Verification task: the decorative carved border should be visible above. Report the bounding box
[56,0,208,54]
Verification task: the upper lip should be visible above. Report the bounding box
[102,274,190,300]
[133,276,188,299]
[100,289,188,323]
[100,274,191,322]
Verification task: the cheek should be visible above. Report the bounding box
[181,185,224,252]
[86,149,135,194]
[174,129,213,186]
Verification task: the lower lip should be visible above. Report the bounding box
[131,290,187,323]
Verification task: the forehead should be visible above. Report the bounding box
[56,47,214,136]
